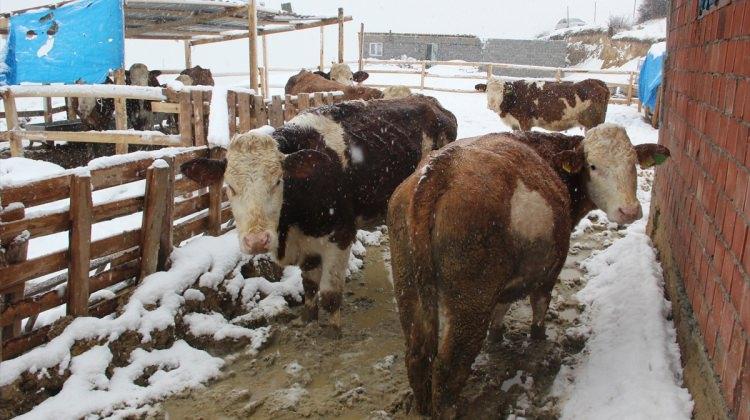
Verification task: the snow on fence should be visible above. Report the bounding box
[345,59,640,105]
[0,88,347,361]
[0,83,347,157]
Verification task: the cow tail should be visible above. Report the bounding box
[407,146,458,364]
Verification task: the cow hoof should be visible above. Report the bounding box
[530,325,546,340]
[300,307,319,323]
[322,324,342,339]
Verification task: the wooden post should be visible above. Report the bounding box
[284,94,295,120]
[140,161,170,280]
[487,64,493,81]
[191,90,206,146]
[208,148,224,236]
[184,40,192,69]
[651,85,663,128]
[313,92,324,108]
[252,95,268,128]
[67,174,93,316]
[337,8,345,63]
[178,91,194,146]
[65,97,78,121]
[248,0,260,94]
[626,71,635,106]
[158,157,175,271]
[358,23,365,72]
[319,26,325,71]
[555,68,563,82]
[269,95,284,127]
[420,62,426,90]
[1,204,28,339]
[262,35,270,99]
[297,93,310,111]
[43,96,53,125]
[113,69,128,154]
[3,91,23,157]
[227,90,237,137]
[238,92,252,132]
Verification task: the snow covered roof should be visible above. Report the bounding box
[1,0,350,44]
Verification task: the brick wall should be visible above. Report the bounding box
[651,0,750,417]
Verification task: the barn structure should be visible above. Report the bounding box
[649,0,750,417]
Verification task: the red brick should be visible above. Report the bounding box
[742,282,750,334]
[736,172,749,209]
[730,270,747,314]
[736,80,748,119]
[725,78,737,114]
[720,298,736,347]
[733,222,748,259]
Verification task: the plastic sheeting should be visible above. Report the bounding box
[638,42,666,110]
[1,0,124,85]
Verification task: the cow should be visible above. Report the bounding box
[180,65,215,86]
[285,70,384,101]
[475,78,610,132]
[387,124,670,418]
[125,63,161,131]
[180,95,458,336]
[382,85,412,99]
[312,62,369,85]
[75,77,115,131]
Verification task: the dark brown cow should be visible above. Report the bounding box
[285,70,384,101]
[75,77,115,131]
[180,95,457,335]
[475,78,610,131]
[180,65,215,86]
[387,124,670,418]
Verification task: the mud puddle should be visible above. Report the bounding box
[160,216,621,419]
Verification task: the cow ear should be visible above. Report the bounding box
[352,71,369,83]
[553,149,585,174]
[474,83,487,92]
[150,70,162,77]
[313,70,330,80]
[180,158,227,186]
[634,143,671,168]
[283,150,331,180]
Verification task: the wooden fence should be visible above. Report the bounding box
[0,88,346,361]
[343,59,640,105]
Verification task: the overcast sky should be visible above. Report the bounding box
[2,0,644,71]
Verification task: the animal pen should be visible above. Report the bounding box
[0,0,354,361]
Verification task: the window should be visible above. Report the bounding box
[699,0,730,16]
[369,42,383,57]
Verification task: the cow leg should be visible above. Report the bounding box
[432,294,492,419]
[488,302,512,340]
[529,287,552,340]
[319,246,350,337]
[301,266,321,322]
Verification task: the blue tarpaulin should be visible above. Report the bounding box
[638,42,666,110]
[1,0,124,85]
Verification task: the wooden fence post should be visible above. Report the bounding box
[140,161,170,280]
[67,174,93,316]
[1,204,28,340]
[238,92,252,132]
[420,62,426,90]
[191,90,206,146]
[65,97,78,121]
[284,94,295,120]
[252,95,268,128]
[208,148,225,236]
[3,91,23,157]
[487,64,494,81]
[358,23,365,72]
[319,26,325,71]
[269,95,284,127]
[555,68,563,82]
[158,156,175,271]
[297,93,310,111]
[313,92,324,108]
[113,69,128,154]
[227,90,237,137]
[626,71,635,106]
[178,91,194,146]
[337,8,344,63]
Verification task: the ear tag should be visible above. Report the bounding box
[654,153,667,165]
[640,157,655,168]
[562,162,573,173]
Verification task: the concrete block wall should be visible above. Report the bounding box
[651,0,750,417]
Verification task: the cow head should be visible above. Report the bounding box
[382,85,412,99]
[175,74,193,86]
[482,78,516,112]
[553,123,670,225]
[329,62,354,85]
[181,65,215,86]
[127,63,150,86]
[180,131,337,256]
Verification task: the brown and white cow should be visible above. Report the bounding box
[285,70,384,101]
[387,124,670,418]
[475,78,610,132]
[76,77,115,131]
[312,62,369,85]
[180,65,215,86]
[125,63,161,131]
[181,95,457,335]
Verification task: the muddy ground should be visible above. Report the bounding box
[158,215,621,420]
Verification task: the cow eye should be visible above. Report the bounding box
[226,184,236,196]
[590,165,597,171]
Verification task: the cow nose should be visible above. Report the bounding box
[243,231,271,254]
[617,204,642,221]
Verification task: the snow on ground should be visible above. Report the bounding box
[613,18,667,42]
[0,157,65,185]
[540,23,607,40]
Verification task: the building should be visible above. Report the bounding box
[362,32,567,78]
[649,0,749,418]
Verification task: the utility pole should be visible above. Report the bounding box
[594,1,597,23]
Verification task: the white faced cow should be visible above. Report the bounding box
[181,95,457,335]
[387,123,670,417]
